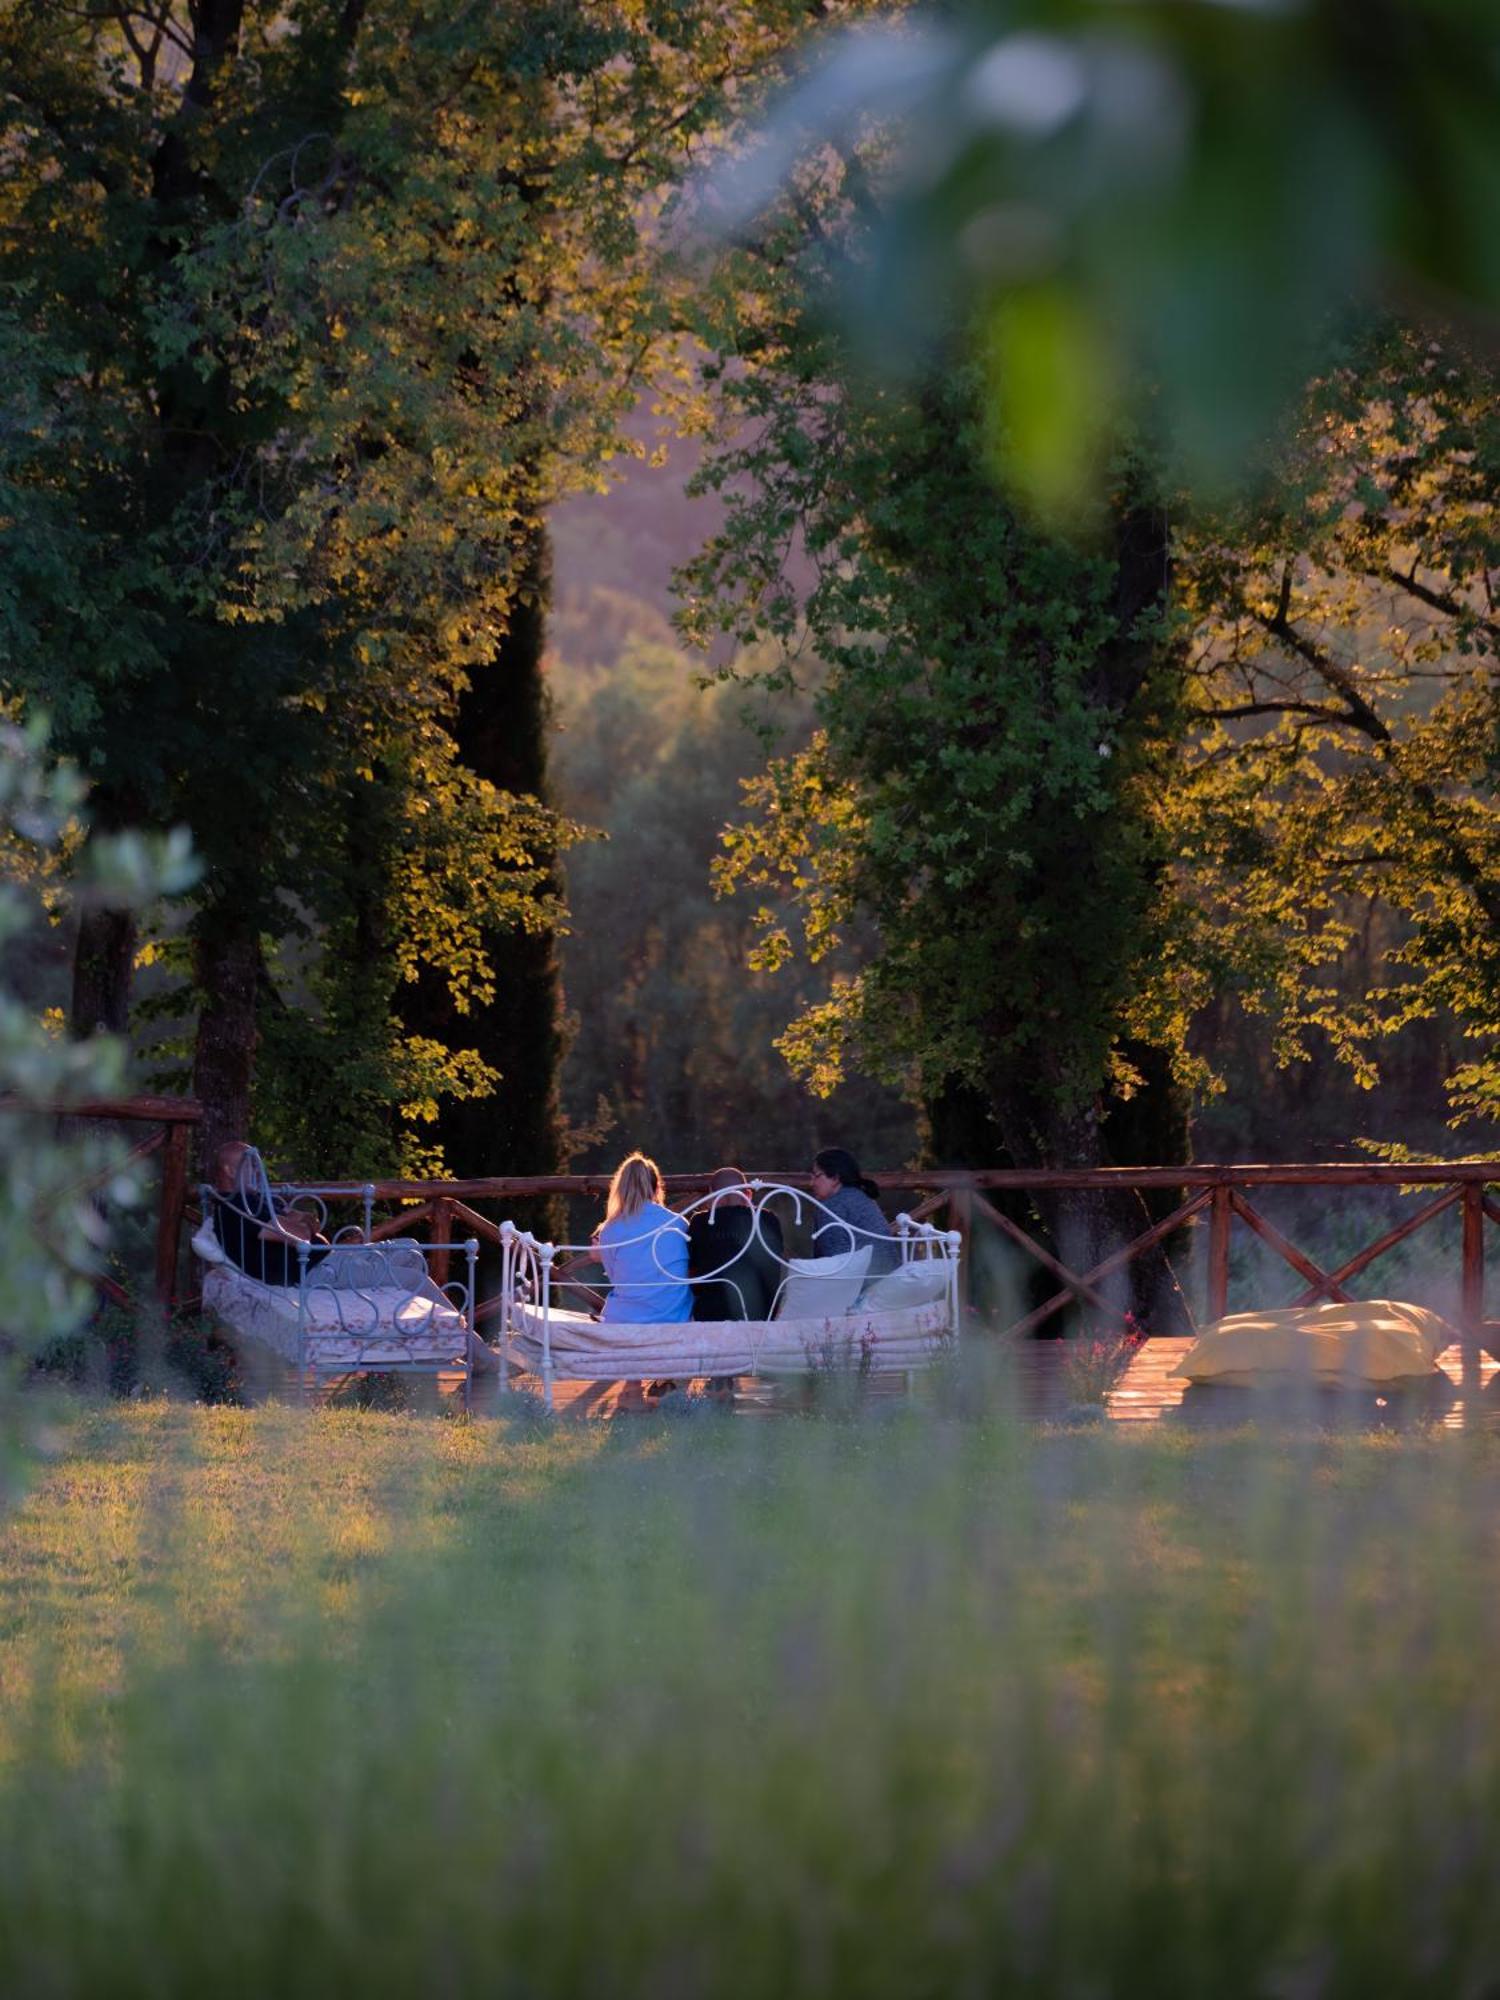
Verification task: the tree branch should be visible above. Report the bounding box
[1252,606,1393,745]
[1203,700,1364,727]
[1380,563,1500,646]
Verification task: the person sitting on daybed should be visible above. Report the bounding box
[808,1147,899,1276]
[689,1166,784,1321]
[594,1152,692,1324]
[210,1139,331,1288]
[209,1139,504,1375]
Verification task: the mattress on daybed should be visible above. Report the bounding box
[506,1298,951,1379]
[1178,1298,1454,1387]
[202,1263,468,1371]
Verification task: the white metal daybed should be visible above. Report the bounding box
[498,1181,961,1407]
[194,1148,481,1397]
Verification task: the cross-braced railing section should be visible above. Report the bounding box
[904,1166,1499,1349]
[0,1093,201,1306]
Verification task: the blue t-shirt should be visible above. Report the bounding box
[597,1202,692,1323]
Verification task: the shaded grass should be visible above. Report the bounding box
[1,1373,1500,1995]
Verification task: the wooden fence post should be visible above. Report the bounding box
[430,1196,453,1289]
[1462,1182,1485,1383]
[1207,1185,1232,1325]
[154,1120,191,1307]
[949,1186,974,1315]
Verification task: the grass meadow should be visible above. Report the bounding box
[3,1362,1500,1997]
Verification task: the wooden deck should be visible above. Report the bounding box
[484,1338,1500,1428]
[1105,1338,1499,1428]
[280,1333,1500,1431]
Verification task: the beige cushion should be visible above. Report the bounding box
[864,1259,950,1310]
[508,1295,948,1378]
[772,1246,871,1321]
[1179,1299,1453,1386]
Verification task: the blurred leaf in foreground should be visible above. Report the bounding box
[702,0,1500,511]
[0,721,195,1496]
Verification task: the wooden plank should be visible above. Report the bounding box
[1001,1192,1211,1339]
[1070,1190,1212,1292]
[0,1094,202,1123]
[958,1162,1500,1190]
[429,1196,452,1289]
[551,1246,606,1313]
[970,1191,1116,1315]
[53,1125,165,1207]
[1207,1186,1232,1323]
[367,1201,434,1242]
[949,1185,974,1312]
[295,1161,1500,1203]
[1230,1193,1350,1303]
[445,1198,507,1246]
[154,1121,191,1306]
[1463,1181,1486,1338]
[1291,1186,1462,1306]
[1107,1338,1195,1421]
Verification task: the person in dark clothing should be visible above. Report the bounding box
[688,1167,785,1321]
[210,1140,330,1287]
[808,1147,900,1275]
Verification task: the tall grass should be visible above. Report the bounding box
[2,1363,1500,1995]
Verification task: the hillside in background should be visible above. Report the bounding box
[547,438,920,1176]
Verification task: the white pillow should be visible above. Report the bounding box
[772,1246,871,1321]
[191,1222,229,1267]
[863,1260,950,1311]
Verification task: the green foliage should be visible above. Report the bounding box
[715,0,1500,513]
[0,0,828,1167]
[1174,323,1500,1138]
[0,720,195,1482]
[552,638,918,1172]
[8,1401,1500,1988]
[683,256,1185,1162]
[686,162,1498,1161]
[33,1295,241,1406]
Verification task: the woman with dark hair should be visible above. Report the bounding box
[807,1148,899,1275]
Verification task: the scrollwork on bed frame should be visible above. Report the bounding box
[499,1181,963,1406]
[197,1148,479,1393]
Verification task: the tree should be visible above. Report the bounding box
[1171,322,1500,1145]
[682,167,1497,1322]
[0,0,828,1173]
[680,170,1194,1305]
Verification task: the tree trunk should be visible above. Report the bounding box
[399,521,566,1231]
[70,906,137,1039]
[192,915,261,1176]
[976,476,1193,1329]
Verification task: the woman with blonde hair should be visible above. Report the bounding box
[594,1151,692,1324]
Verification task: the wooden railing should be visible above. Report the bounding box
[5,1107,1490,1346]
[0,1093,201,1306]
[300,1161,1499,1349]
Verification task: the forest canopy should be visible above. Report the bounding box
[1,0,1496,1203]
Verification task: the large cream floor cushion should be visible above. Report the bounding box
[1179,1298,1454,1387]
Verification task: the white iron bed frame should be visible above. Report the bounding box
[195,1148,482,1401]
[497,1180,962,1407]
